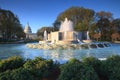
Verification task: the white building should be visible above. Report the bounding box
[24,23,37,40]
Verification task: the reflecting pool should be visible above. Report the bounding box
[0,43,120,63]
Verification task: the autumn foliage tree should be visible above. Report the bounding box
[96,11,113,41]
[111,18,120,33]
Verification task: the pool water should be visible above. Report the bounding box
[0,43,120,63]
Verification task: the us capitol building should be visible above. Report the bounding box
[24,23,37,39]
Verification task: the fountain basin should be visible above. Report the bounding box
[26,42,111,50]
[82,40,92,43]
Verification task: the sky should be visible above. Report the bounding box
[0,0,120,33]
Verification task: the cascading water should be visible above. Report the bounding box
[44,30,47,41]
[59,18,74,40]
[64,31,67,40]
[59,18,73,32]
[87,31,90,40]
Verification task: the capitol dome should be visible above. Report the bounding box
[24,23,32,34]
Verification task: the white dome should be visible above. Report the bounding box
[24,23,32,33]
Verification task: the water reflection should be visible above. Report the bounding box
[0,44,23,59]
[41,47,118,63]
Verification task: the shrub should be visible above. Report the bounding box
[83,57,102,78]
[23,59,35,70]
[0,70,12,80]
[58,58,99,80]
[0,68,34,80]
[101,55,120,80]
[33,57,45,63]
[0,56,25,73]
[23,57,60,80]
[35,59,55,78]
[11,68,34,80]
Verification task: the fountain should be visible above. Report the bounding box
[83,31,92,43]
[28,18,111,50]
[59,18,74,42]
[44,30,47,41]
[47,18,89,44]
[39,30,48,44]
[86,31,90,40]
[59,18,73,32]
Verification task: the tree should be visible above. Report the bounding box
[111,33,120,41]
[93,33,101,41]
[112,18,120,33]
[96,11,113,41]
[89,23,100,39]
[14,25,25,39]
[0,9,25,41]
[55,7,95,31]
[53,20,61,31]
[96,11,113,20]
[75,19,89,31]
[37,26,53,39]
